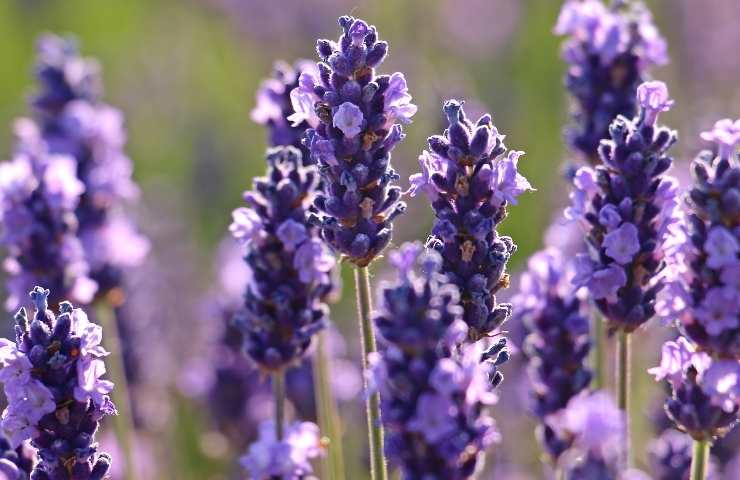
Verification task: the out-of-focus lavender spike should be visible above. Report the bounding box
[239,420,324,479]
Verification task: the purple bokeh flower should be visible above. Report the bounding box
[240,420,323,480]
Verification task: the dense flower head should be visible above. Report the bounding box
[371,242,506,479]
[0,121,96,311]
[512,248,592,460]
[649,337,740,440]
[0,434,34,480]
[240,420,323,480]
[555,0,667,163]
[411,99,532,341]
[30,34,148,303]
[252,60,319,159]
[567,81,680,333]
[0,287,115,479]
[660,120,740,357]
[230,146,335,371]
[301,16,416,266]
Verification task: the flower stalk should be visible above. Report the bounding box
[690,439,710,480]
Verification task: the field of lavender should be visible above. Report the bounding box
[0,1,738,479]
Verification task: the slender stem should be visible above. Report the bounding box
[592,312,605,390]
[273,370,285,441]
[354,266,387,480]
[314,332,346,480]
[690,439,710,480]
[616,330,631,469]
[95,303,135,480]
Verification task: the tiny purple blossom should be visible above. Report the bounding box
[384,73,417,127]
[276,219,308,251]
[637,81,674,126]
[388,241,422,279]
[598,204,622,230]
[648,337,707,390]
[491,151,534,206]
[589,265,627,300]
[240,420,323,479]
[563,391,625,455]
[700,118,740,160]
[603,222,640,264]
[408,151,444,200]
[704,226,739,270]
[702,360,740,413]
[407,393,459,444]
[294,238,335,284]
[695,287,739,335]
[332,102,364,138]
[229,207,263,244]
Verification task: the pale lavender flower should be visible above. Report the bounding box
[240,420,323,480]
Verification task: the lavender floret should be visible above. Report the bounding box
[371,243,505,479]
[239,420,323,480]
[302,16,416,266]
[410,99,532,341]
[230,146,334,371]
[555,0,668,163]
[0,287,115,479]
[567,81,680,333]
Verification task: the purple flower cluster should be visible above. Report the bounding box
[230,146,335,371]
[0,287,115,479]
[649,337,739,440]
[410,99,532,341]
[300,16,417,266]
[251,61,319,159]
[370,243,505,479]
[0,435,33,480]
[555,0,667,163]
[31,34,148,303]
[239,420,323,479]
[512,248,591,460]
[648,428,721,480]
[567,81,680,333]
[660,119,740,357]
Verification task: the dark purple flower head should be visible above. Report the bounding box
[555,0,667,163]
[371,242,505,479]
[0,434,34,480]
[411,99,532,341]
[650,337,740,440]
[230,146,335,371]
[30,34,148,304]
[252,60,319,159]
[647,428,722,480]
[660,119,740,357]
[0,121,96,311]
[567,81,680,333]
[0,287,115,480]
[512,249,592,461]
[302,16,416,266]
[240,420,323,480]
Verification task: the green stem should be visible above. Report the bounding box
[616,330,631,469]
[592,313,605,390]
[273,370,285,441]
[354,266,387,480]
[314,332,346,480]
[690,439,710,480]
[95,303,135,480]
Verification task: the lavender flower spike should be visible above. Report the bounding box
[411,99,532,341]
[567,80,680,333]
[555,0,667,163]
[230,146,334,371]
[371,242,506,479]
[660,118,740,357]
[303,16,417,266]
[0,287,115,479]
[240,420,323,480]
[513,248,592,461]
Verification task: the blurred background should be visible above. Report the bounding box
[0,0,739,479]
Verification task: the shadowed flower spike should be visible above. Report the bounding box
[659,117,740,357]
[371,242,505,479]
[240,420,323,480]
[303,16,416,266]
[412,99,532,341]
[567,80,680,333]
[649,337,739,440]
[0,287,115,479]
[230,146,335,371]
[555,0,668,163]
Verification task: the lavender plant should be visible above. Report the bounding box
[555,0,667,164]
[0,435,33,479]
[512,249,592,463]
[370,243,506,479]
[0,287,115,479]
[409,99,532,341]
[239,420,323,479]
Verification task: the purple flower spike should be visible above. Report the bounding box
[567,82,680,333]
[240,420,323,479]
[0,287,115,479]
[303,16,416,266]
[555,0,667,163]
[372,243,505,479]
[700,118,740,161]
[230,147,335,371]
[637,81,674,126]
[413,99,532,341]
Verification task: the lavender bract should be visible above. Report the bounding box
[301,16,416,266]
[0,287,115,480]
[371,243,505,479]
[567,81,680,333]
[410,100,532,341]
[239,420,323,480]
[513,248,591,461]
[555,0,667,163]
[230,146,334,371]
